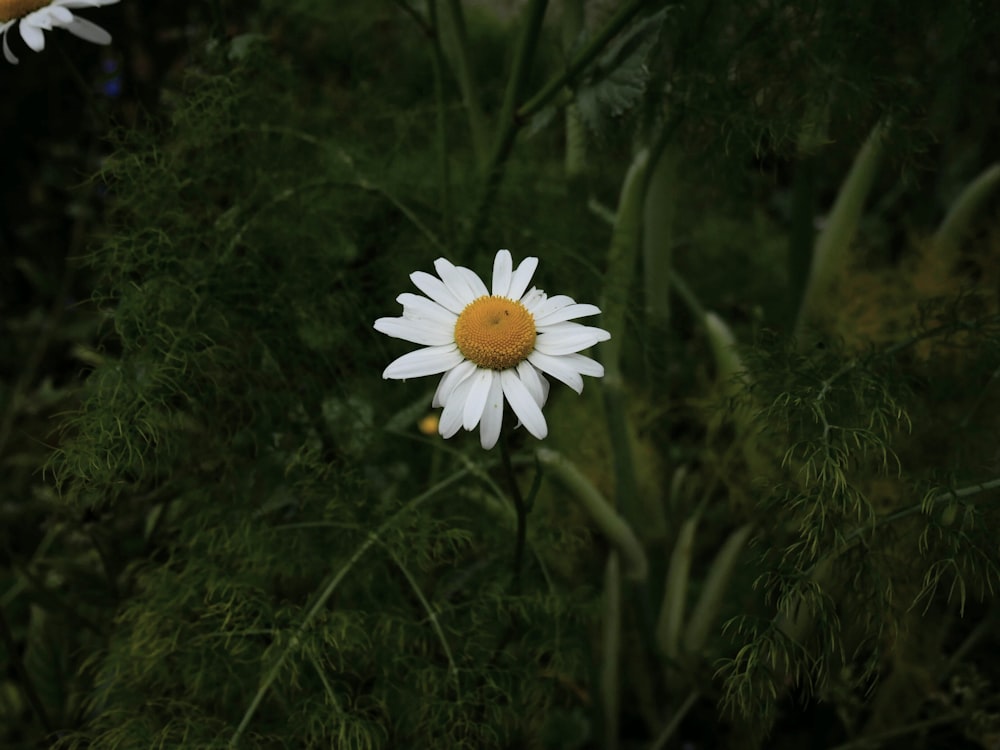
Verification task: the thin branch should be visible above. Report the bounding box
[827,712,964,750]
[517,0,652,120]
[802,477,1000,579]
[648,691,700,750]
[388,0,432,35]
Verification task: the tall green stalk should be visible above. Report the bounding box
[465,0,651,255]
[562,0,587,188]
[536,448,648,581]
[441,0,490,169]
[463,0,549,259]
[642,144,680,329]
[793,121,886,344]
[933,163,1000,258]
[428,0,455,247]
[601,149,649,527]
[786,102,830,323]
[600,553,622,750]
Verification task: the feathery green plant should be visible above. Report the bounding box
[5,1,1000,748]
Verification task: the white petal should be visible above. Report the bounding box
[19,19,46,52]
[432,359,475,408]
[521,287,547,312]
[527,351,585,393]
[491,250,513,297]
[52,0,120,8]
[501,369,547,440]
[64,16,111,44]
[382,344,463,380]
[535,303,602,326]
[434,258,477,307]
[529,294,575,318]
[538,321,612,341]
[508,256,539,301]
[439,375,477,438]
[458,266,489,298]
[535,326,610,356]
[374,316,453,346]
[559,352,605,378]
[397,293,457,327]
[410,271,465,314]
[47,7,75,23]
[462,369,493,431]
[3,28,20,64]
[516,360,547,407]
[479,374,504,449]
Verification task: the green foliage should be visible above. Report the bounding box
[714,300,1000,736]
[37,20,597,749]
[4,0,1000,748]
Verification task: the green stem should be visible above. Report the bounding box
[442,0,489,168]
[642,143,680,328]
[464,0,549,257]
[786,155,819,324]
[500,432,528,593]
[826,712,964,750]
[600,149,649,527]
[562,0,587,187]
[933,163,1000,257]
[602,148,649,379]
[536,448,648,581]
[668,268,707,323]
[793,120,886,343]
[600,553,622,750]
[428,0,455,248]
[389,0,432,34]
[648,691,700,750]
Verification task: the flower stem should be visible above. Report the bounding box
[499,431,528,593]
[464,0,550,258]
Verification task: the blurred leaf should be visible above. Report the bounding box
[576,8,668,134]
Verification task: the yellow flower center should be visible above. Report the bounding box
[0,0,49,21]
[454,296,536,370]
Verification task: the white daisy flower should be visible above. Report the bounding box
[375,249,610,449]
[1,0,119,65]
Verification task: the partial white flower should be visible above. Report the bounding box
[375,249,610,449]
[1,0,119,65]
